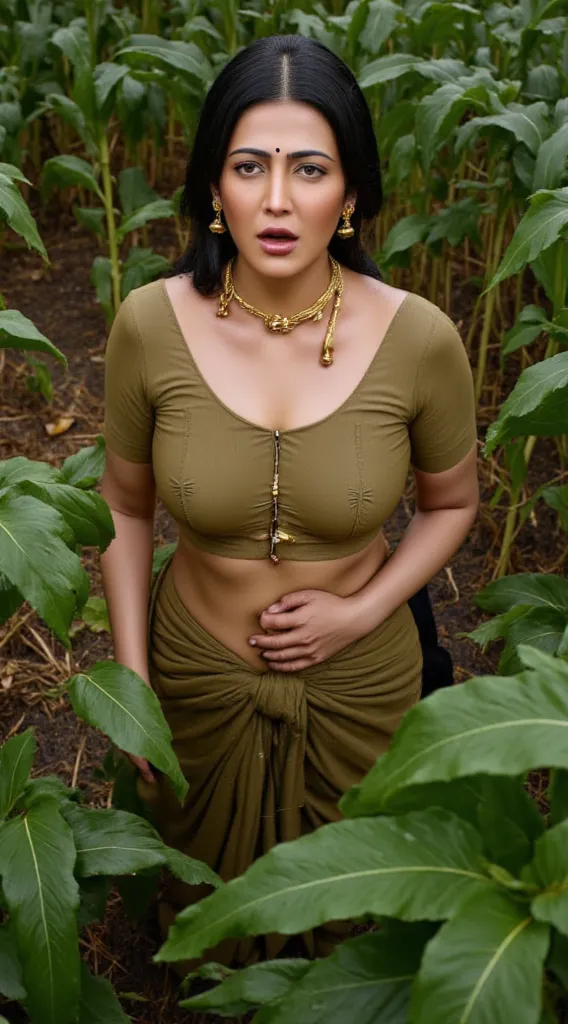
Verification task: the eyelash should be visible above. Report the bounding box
[233,162,326,179]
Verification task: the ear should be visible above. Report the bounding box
[344,191,357,210]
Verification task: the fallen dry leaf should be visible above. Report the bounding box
[45,416,76,436]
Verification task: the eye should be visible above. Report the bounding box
[234,162,262,176]
[297,164,326,178]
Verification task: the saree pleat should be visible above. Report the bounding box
[137,551,422,971]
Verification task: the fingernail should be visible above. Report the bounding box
[268,603,280,612]
[249,638,257,646]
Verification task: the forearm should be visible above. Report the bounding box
[99,508,155,684]
[348,505,478,634]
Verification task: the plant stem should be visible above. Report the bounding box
[99,128,121,315]
[475,203,508,404]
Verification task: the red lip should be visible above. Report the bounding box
[258,228,298,239]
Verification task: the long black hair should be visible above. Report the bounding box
[167,34,383,294]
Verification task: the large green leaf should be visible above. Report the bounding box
[78,960,130,1023]
[340,648,568,816]
[0,310,65,363]
[59,437,106,489]
[498,606,568,674]
[416,83,488,174]
[0,170,47,259]
[530,818,568,934]
[181,959,312,1016]
[93,62,129,116]
[484,351,568,454]
[475,574,568,615]
[156,810,492,964]
[359,55,467,89]
[410,890,550,1024]
[0,801,80,1024]
[256,925,434,1024]
[488,187,568,290]
[115,34,212,83]
[0,729,35,819]
[456,102,549,157]
[550,769,568,825]
[0,919,25,1000]
[0,492,89,647]
[67,662,189,803]
[116,198,175,242]
[164,846,221,888]
[379,214,431,262]
[41,156,104,203]
[121,248,170,299]
[15,479,114,551]
[118,167,157,217]
[533,122,568,190]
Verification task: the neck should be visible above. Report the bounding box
[231,252,332,316]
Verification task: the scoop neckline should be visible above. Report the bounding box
[159,277,412,436]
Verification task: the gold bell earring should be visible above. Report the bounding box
[209,197,226,234]
[337,203,355,239]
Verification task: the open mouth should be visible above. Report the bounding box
[258,229,299,240]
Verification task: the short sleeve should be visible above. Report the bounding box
[409,309,477,473]
[103,292,154,463]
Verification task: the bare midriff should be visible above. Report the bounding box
[170,530,389,671]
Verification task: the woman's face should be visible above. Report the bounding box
[216,100,354,278]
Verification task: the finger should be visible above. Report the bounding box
[250,630,307,650]
[266,591,312,613]
[259,610,305,631]
[262,646,312,662]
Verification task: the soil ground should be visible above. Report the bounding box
[1,198,566,1023]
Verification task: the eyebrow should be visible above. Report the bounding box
[228,147,335,161]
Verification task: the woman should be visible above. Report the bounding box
[100,34,479,968]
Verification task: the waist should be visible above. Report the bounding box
[168,531,390,671]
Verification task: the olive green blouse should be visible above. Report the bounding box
[103,277,477,562]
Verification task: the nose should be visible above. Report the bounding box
[262,166,292,216]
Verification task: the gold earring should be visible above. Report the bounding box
[337,203,355,239]
[209,197,226,234]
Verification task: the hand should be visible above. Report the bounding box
[119,750,157,786]
[248,590,363,672]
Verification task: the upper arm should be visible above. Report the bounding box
[409,308,478,510]
[100,447,156,518]
[103,292,155,464]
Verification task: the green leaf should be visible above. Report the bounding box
[0,309,65,363]
[0,729,35,819]
[67,661,189,803]
[152,543,177,577]
[502,319,547,356]
[340,651,568,815]
[541,484,568,530]
[475,573,568,615]
[78,960,130,1023]
[64,805,168,876]
[498,606,568,674]
[73,204,106,239]
[91,255,113,323]
[550,769,568,825]
[456,102,549,157]
[19,775,78,812]
[547,930,568,988]
[155,810,492,964]
[531,818,568,934]
[0,170,47,259]
[59,436,106,489]
[41,156,104,203]
[94,62,129,116]
[116,198,175,243]
[164,846,222,889]
[0,567,22,623]
[121,248,170,299]
[118,167,157,217]
[252,924,435,1024]
[181,959,311,1016]
[410,890,550,1024]
[78,876,113,928]
[461,606,531,653]
[533,122,568,190]
[0,801,80,1024]
[0,492,89,647]
[0,919,25,1000]
[79,596,110,633]
[488,187,568,290]
[379,214,431,263]
[484,351,568,454]
[14,478,114,551]
[115,35,212,83]
[359,52,421,87]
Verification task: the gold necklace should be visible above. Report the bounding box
[216,255,344,366]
